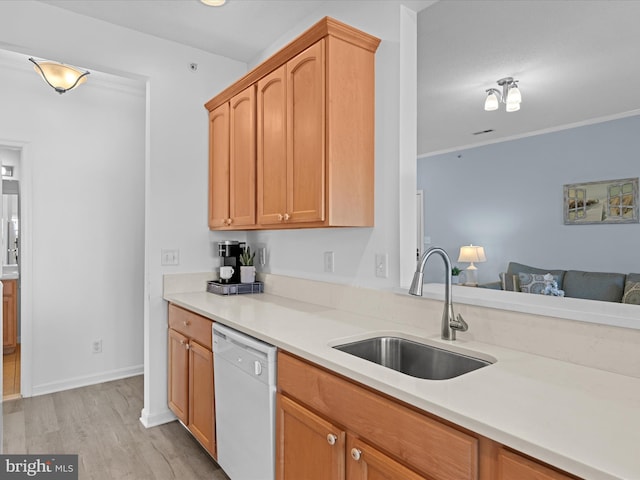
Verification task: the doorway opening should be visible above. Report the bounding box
[1,148,22,401]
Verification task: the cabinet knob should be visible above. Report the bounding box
[350,448,362,461]
[326,434,337,446]
[183,320,190,327]
[283,213,290,221]
[185,343,190,350]
[227,218,233,225]
[277,214,283,221]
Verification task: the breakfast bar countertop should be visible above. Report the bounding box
[164,289,640,480]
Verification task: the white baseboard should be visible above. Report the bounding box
[30,364,144,397]
[139,407,177,428]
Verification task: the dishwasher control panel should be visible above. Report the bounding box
[213,323,276,386]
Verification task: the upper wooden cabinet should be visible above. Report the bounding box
[206,17,380,230]
[258,41,325,226]
[208,86,256,229]
[208,103,230,229]
[257,65,288,225]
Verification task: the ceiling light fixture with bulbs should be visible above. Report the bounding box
[29,57,90,94]
[484,77,522,112]
[200,0,226,6]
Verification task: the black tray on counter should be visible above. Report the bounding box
[207,281,264,296]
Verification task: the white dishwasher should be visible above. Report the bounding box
[213,323,277,480]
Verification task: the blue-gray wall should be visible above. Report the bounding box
[417,115,640,284]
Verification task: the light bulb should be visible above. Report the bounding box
[506,84,521,104]
[506,101,520,112]
[484,91,499,111]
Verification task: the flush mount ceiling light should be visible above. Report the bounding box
[200,0,226,5]
[29,57,90,94]
[484,77,522,112]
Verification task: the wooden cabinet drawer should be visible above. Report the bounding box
[497,449,580,480]
[278,351,478,480]
[168,304,212,349]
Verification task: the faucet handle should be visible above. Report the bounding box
[450,313,469,332]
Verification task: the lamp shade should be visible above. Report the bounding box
[505,101,520,112]
[29,58,89,94]
[506,84,522,104]
[458,245,486,263]
[484,91,499,111]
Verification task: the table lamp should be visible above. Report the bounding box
[457,245,486,286]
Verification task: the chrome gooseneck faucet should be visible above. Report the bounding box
[408,247,468,341]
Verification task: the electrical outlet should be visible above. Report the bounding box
[92,339,102,354]
[324,251,334,273]
[375,253,388,278]
[161,249,180,266]
[259,247,267,266]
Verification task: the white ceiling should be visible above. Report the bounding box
[36,0,640,156]
[39,0,329,63]
[418,0,640,155]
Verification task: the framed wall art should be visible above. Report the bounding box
[564,177,639,225]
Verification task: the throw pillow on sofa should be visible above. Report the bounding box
[519,272,561,295]
[622,273,640,305]
[506,262,566,289]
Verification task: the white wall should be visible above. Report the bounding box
[417,115,640,284]
[0,0,246,424]
[0,46,146,394]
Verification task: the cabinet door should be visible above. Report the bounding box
[286,40,326,224]
[276,393,345,480]
[168,328,189,424]
[188,340,216,458]
[497,449,578,480]
[257,65,288,225]
[3,279,17,354]
[347,436,428,480]
[209,103,230,229]
[229,85,256,227]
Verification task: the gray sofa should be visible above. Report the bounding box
[481,261,640,304]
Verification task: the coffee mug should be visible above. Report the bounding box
[220,266,234,280]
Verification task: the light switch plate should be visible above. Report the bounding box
[324,251,334,273]
[375,253,388,278]
[161,249,180,266]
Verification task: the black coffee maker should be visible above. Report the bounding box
[217,240,245,284]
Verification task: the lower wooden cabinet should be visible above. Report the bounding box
[277,351,474,480]
[3,279,17,355]
[167,304,216,458]
[347,436,427,480]
[277,392,428,480]
[496,448,579,480]
[277,351,581,480]
[276,393,345,480]
[168,328,189,422]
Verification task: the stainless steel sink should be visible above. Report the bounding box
[333,336,492,380]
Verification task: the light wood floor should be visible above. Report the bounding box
[2,375,230,480]
[3,343,21,400]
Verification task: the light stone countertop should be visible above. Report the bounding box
[164,290,640,480]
